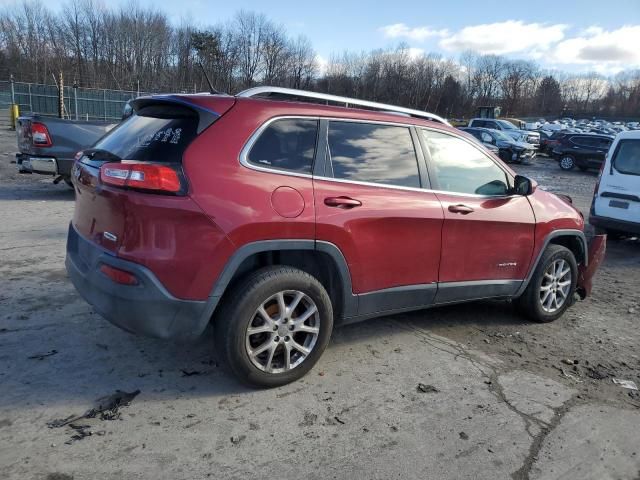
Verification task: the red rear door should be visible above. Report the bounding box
[419,128,535,302]
[313,120,443,314]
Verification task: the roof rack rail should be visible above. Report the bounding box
[236,86,450,126]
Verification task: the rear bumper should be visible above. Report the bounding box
[576,234,607,298]
[65,223,212,340]
[589,213,640,235]
[16,153,74,176]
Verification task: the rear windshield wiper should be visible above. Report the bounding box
[81,148,122,166]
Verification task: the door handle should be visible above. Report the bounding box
[324,196,362,209]
[448,204,474,215]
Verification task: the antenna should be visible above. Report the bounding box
[197,61,220,94]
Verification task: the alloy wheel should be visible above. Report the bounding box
[560,156,574,169]
[539,259,572,313]
[245,290,320,373]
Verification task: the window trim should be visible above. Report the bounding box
[324,119,424,190]
[239,115,515,198]
[419,127,515,197]
[241,116,320,176]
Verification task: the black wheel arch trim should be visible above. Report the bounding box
[201,239,357,326]
[515,229,587,297]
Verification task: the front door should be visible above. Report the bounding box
[313,120,444,316]
[419,128,536,304]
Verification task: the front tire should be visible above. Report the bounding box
[559,156,575,170]
[516,245,578,323]
[214,266,333,388]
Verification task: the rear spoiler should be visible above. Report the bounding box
[131,95,235,134]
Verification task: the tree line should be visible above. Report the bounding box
[1,0,639,119]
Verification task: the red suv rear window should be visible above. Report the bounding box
[90,105,199,163]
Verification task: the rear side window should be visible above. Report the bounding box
[327,121,420,188]
[422,130,509,196]
[598,138,612,149]
[247,118,318,174]
[612,140,640,176]
[571,136,598,148]
[91,105,199,163]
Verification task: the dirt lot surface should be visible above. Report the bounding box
[1,125,639,480]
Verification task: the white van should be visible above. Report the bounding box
[590,130,640,236]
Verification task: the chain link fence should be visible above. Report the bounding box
[1,79,154,121]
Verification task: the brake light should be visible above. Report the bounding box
[100,264,139,285]
[100,162,182,193]
[31,122,52,147]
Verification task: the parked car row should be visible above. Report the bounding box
[535,117,639,136]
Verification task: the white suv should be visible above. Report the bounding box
[590,130,640,236]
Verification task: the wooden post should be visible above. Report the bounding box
[58,71,64,118]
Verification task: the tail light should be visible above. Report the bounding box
[100,162,183,194]
[31,122,52,147]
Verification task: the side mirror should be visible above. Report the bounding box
[513,175,534,196]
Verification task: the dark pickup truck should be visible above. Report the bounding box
[16,115,118,186]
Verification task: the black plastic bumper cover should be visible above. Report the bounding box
[589,214,640,236]
[65,224,211,340]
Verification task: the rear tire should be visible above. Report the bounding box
[214,266,333,388]
[516,245,577,323]
[559,156,575,170]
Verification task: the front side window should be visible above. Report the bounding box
[421,130,509,196]
[612,139,640,176]
[327,121,420,188]
[481,131,493,143]
[247,118,318,173]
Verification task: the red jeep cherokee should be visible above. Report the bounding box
[66,87,606,387]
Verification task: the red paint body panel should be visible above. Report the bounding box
[525,188,585,272]
[313,178,443,293]
[115,192,234,300]
[436,193,536,281]
[578,234,606,297]
[183,101,316,246]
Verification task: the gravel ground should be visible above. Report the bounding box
[0,125,639,480]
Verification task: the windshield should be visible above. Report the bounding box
[497,120,517,130]
[613,139,640,176]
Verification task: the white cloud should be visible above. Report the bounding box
[407,47,425,60]
[439,21,567,55]
[380,23,449,41]
[315,55,328,76]
[550,25,640,69]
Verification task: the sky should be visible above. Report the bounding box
[4,0,640,75]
